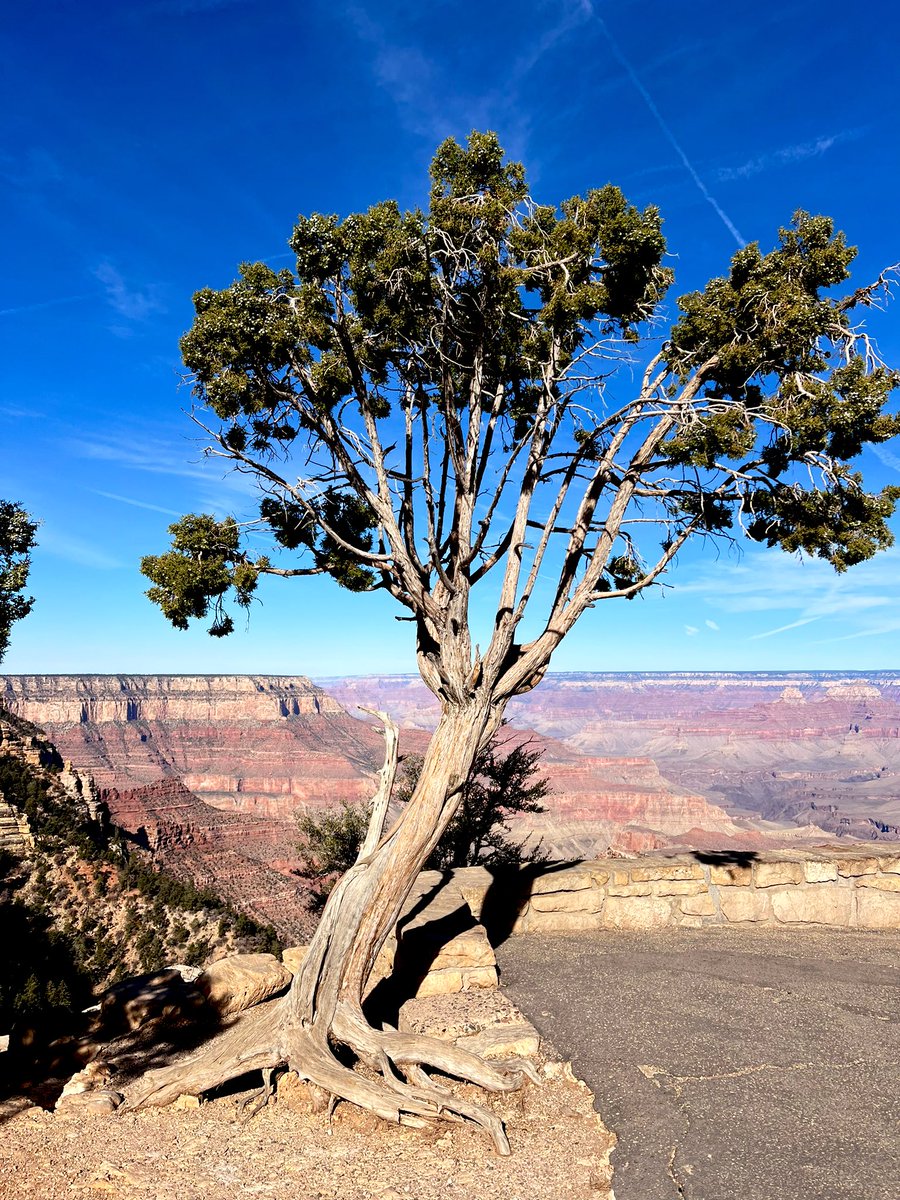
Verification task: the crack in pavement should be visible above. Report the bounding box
[666,1143,687,1200]
[637,1057,866,1100]
[635,1059,866,1199]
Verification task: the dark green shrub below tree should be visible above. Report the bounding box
[297,732,550,897]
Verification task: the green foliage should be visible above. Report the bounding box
[0,898,94,1029]
[0,751,103,857]
[744,475,900,571]
[116,855,282,956]
[0,500,38,664]
[0,738,283,1025]
[143,132,899,701]
[142,131,676,636]
[183,938,212,967]
[660,211,900,568]
[141,514,266,637]
[298,733,549,893]
[296,800,370,883]
[397,736,550,872]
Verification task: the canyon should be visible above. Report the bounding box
[0,675,394,937]
[2,671,898,937]
[326,672,900,842]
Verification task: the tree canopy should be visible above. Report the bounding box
[0,500,38,664]
[142,132,898,701]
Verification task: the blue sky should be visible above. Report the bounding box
[2,0,900,676]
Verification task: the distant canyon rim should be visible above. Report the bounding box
[2,671,898,939]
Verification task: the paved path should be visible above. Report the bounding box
[496,926,900,1200]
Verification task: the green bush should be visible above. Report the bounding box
[297,732,550,897]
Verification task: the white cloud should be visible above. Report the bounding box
[750,616,821,641]
[705,619,719,631]
[873,444,900,474]
[717,129,862,182]
[674,545,900,644]
[95,262,165,322]
[91,490,183,518]
[344,1,591,151]
[684,624,698,636]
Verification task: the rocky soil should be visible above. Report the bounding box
[0,1060,613,1200]
[0,985,614,1200]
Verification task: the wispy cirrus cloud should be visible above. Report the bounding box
[717,129,864,183]
[0,292,97,319]
[344,0,592,151]
[95,262,165,323]
[675,545,900,644]
[873,444,900,475]
[750,615,821,641]
[0,147,63,190]
[68,428,259,515]
[70,432,211,479]
[39,527,125,570]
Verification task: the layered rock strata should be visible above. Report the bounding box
[1,673,753,858]
[0,675,386,814]
[99,776,316,942]
[327,672,900,840]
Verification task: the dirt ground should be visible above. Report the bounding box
[0,995,614,1200]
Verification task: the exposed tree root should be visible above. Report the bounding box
[239,1066,285,1119]
[121,998,285,1111]
[121,992,538,1154]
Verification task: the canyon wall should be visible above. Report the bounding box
[0,674,387,815]
[325,672,900,842]
[1,673,752,858]
[7,671,897,937]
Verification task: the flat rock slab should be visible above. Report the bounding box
[497,925,900,1200]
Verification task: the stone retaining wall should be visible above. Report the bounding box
[282,846,899,1003]
[453,844,900,935]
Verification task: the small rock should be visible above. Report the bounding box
[281,945,308,975]
[56,1088,123,1117]
[167,964,204,983]
[172,1093,201,1110]
[197,954,292,1016]
[100,969,198,1032]
[56,1059,114,1103]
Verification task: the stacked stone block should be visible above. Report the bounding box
[453,845,900,934]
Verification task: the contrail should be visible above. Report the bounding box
[0,292,97,318]
[596,15,746,248]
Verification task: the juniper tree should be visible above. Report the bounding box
[136,132,899,1149]
[0,501,38,664]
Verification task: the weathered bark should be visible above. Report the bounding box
[124,697,538,1152]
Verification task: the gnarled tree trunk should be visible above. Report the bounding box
[124,696,537,1152]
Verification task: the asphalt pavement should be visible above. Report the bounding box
[496,926,900,1200]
